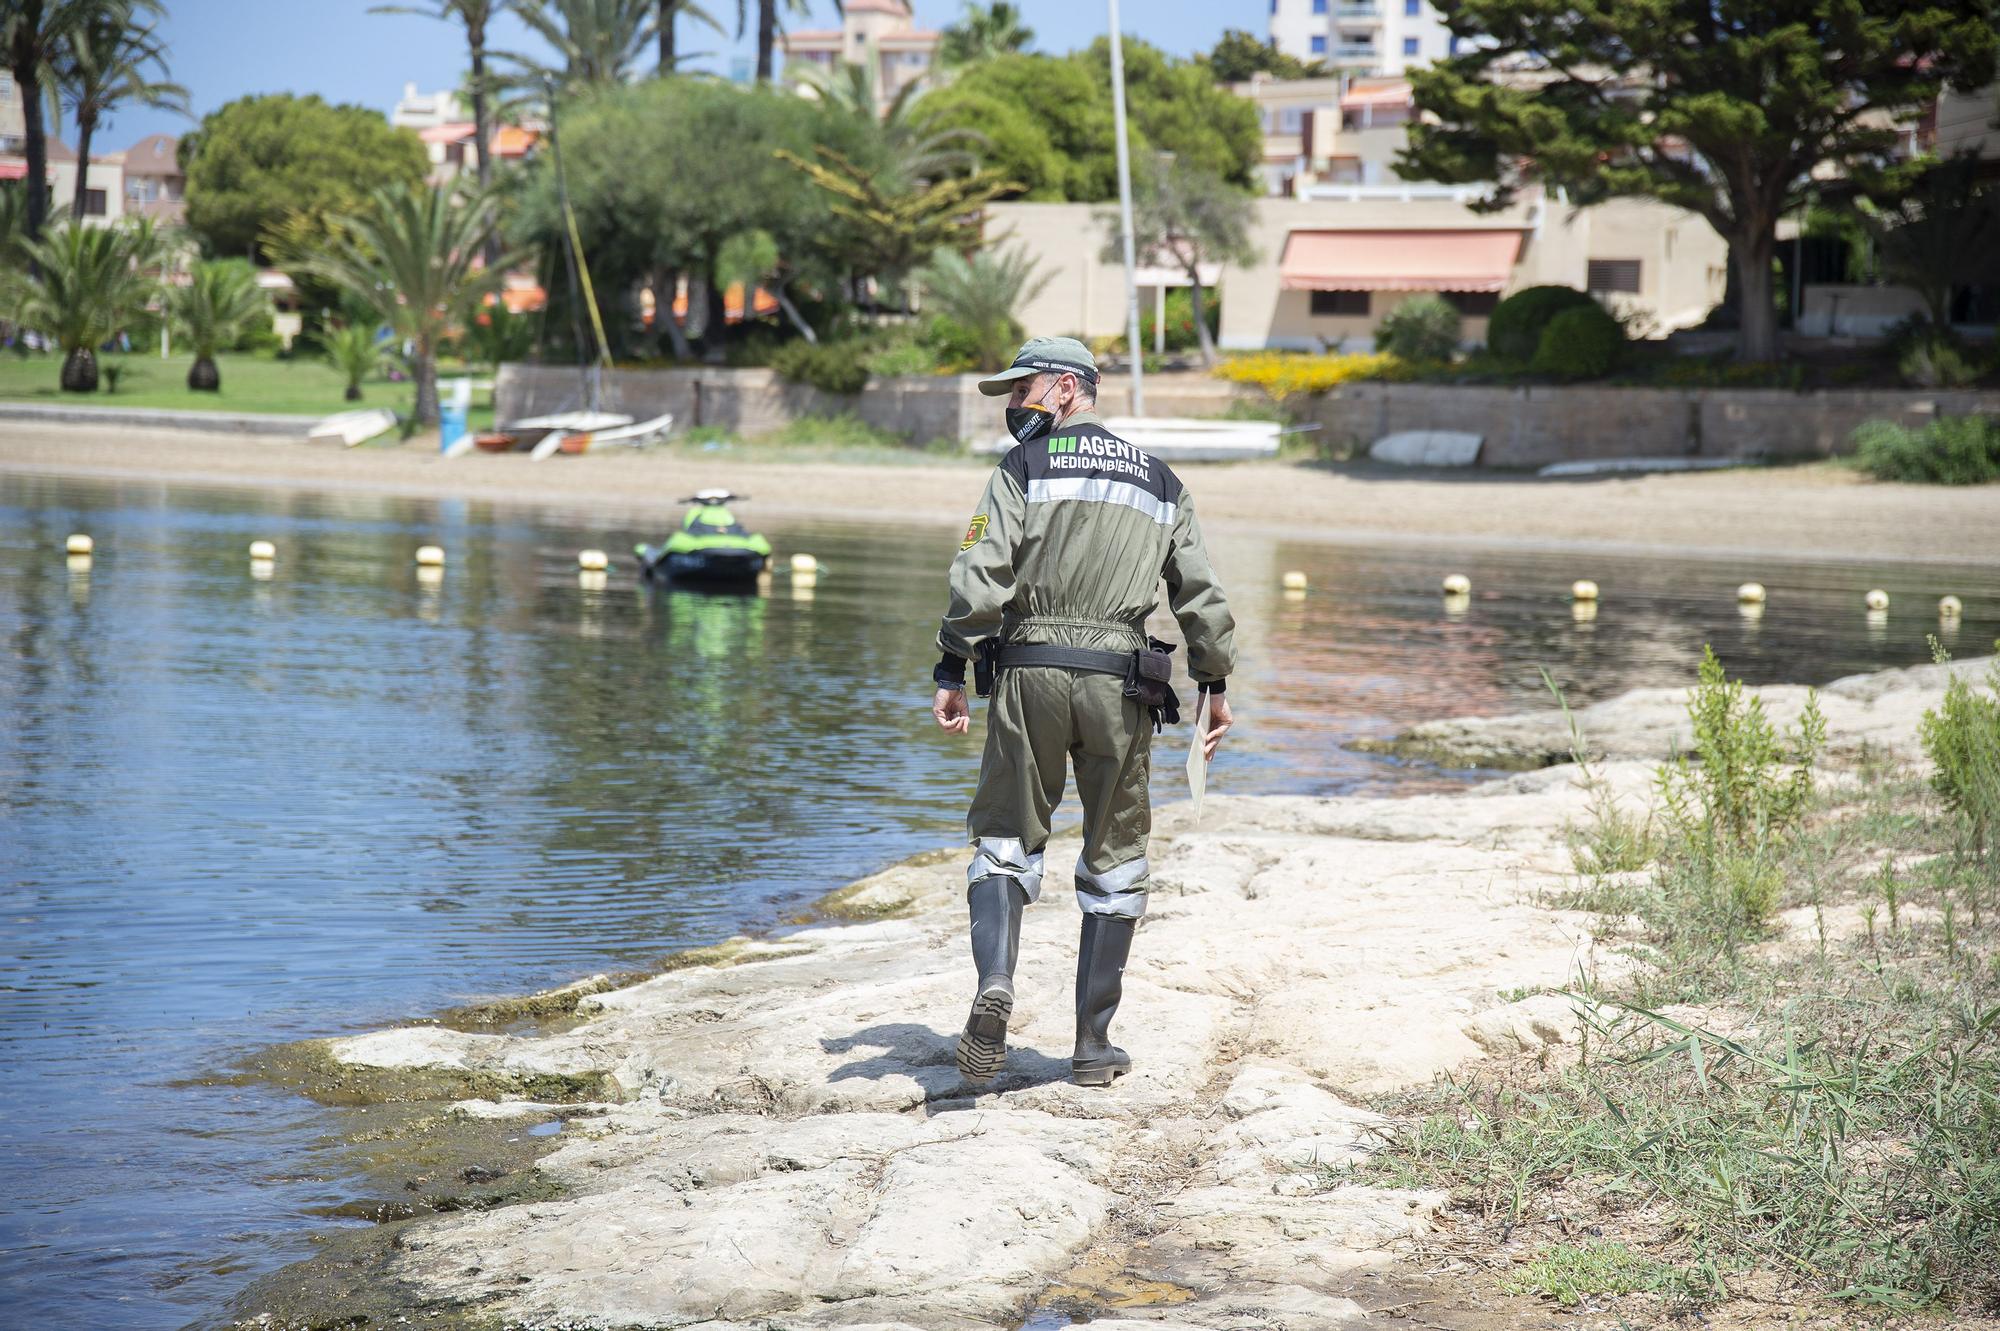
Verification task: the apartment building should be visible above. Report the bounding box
[1234,74,1415,196]
[1268,0,1452,77]
[392,83,541,185]
[780,0,940,108]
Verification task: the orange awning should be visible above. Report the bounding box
[1280,230,1523,293]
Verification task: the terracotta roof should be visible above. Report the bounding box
[491,125,538,156]
[781,28,842,44]
[420,121,478,144]
[45,137,77,162]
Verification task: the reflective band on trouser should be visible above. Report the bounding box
[1074,854,1149,919]
[969,836,1044,903]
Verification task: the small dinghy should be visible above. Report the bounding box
[531,412,674,460]
[308,407,398,447]
[634,490,772,589]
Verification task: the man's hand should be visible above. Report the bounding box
[933,687,970,735]
[1200,692,1233,761]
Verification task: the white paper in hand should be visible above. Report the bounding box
[1186,692,1209,823]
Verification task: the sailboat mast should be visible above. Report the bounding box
[543,78,612,410]
[1106,0,1146,418]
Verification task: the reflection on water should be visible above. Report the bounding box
[1,472,1994,1327]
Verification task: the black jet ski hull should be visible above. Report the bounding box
[636,545,769,587]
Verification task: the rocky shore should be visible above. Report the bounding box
[230,658,1982,1331]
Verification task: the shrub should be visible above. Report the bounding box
[1485,284,1595,361]
[1919,640,2000,859]
[1853,415,2000,485]
[771,339,871,395]
[1138,287,1218,354]
[1898,333,1982,388]
[1531,303,1626,380]
[1374,294,1461,363]
[1213,350,1397,401]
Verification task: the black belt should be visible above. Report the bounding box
[995,645,1134,676]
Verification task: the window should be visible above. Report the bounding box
[1313,0,1327,11]
[82,188,107,217]
[1404,0,1419,13]
[1587,259,1643,294]
[1310,34,1327,55]
[1310,290,1370,316]
[1402,37,1419,56]
[1278,107,1304,133]
[1441,291,1499,316]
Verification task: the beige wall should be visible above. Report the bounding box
[1937,83,2000,159]
[994,192,1728,354]
[45,159,125,223]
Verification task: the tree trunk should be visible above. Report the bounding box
[656,269,695,360]
[1731,231,1779,363]
[659,0,676,73]
[1187,274,1217,368]
[344,382,363,402]
[775,283,818,344]
[14,11,50,239]
[60,346,99,393]
[699,262,726,362]
[72,113,97,219]
[756,0,776,83]
[188,356,221,391]
[469,37,492,190]
[413,341,440,426]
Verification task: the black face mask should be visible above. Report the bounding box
[1004,384,1062,444]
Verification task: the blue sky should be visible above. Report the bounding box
[91,0,1256,151]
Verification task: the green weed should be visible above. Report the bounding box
[1919,639,2000,860]
[1499,1241,1699,1307]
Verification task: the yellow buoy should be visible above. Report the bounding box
[1939,595,1963,619]
[1737,582,1766,604]
[790,553,819,575]
[66,534,94,555]
[1571,579,1600,602]
[1442,574,1471,596]
[249,540,277,561]
[577,549,609,572]
[1281,570,1308,591]
[415,545,446,567]
[1865,589,1889,611]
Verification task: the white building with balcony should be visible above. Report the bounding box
[780,0,940,110]
[1269,0,1453,76]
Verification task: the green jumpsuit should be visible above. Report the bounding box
[939,411,1237,919]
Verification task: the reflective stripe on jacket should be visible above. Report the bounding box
[938,411,1237,684]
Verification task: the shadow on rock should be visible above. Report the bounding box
[822,1022,1072,1108]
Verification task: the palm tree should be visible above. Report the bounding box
[170,259,273,392]
[753,0,812,83]
[303,183,513,427]
[3,0,155,239]
[319,321,390,401]
[657,0,738,72]
[9,217,160,391]
[504,0,656,88]
[56,0,188,218]
[796,60,984,184]
[938,1,1032,67]
[371,1,506,191]
[920,244,1052,372]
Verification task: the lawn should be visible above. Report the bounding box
[0,351,495,428]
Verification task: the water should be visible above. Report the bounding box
[2,472,1994,1328]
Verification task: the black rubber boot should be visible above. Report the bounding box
[1071,913,1136,1086]
[955,876,1026,1083]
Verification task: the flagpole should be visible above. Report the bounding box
[1107,0,1145,418]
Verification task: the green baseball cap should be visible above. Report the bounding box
[977,336,1101,397]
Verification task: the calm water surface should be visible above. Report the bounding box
[2,471,1995,1327]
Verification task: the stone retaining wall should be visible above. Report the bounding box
[1304,382,2000,468]
[494,364,1257,446]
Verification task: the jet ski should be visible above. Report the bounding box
[635,490,773,588]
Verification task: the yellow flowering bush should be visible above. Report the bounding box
[1214,351,1401,401]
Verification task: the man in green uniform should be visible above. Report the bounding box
[931,337,1237,1088]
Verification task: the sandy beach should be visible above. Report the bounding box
[4,420,1998,563]
[221,656,1997,1331]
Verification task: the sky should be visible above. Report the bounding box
[88,0,1257,153]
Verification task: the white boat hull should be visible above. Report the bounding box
[308,408,398,448]
[1369,431,1483,467]
[531,412,675,461]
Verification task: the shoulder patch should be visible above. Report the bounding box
[959,513,989,551]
